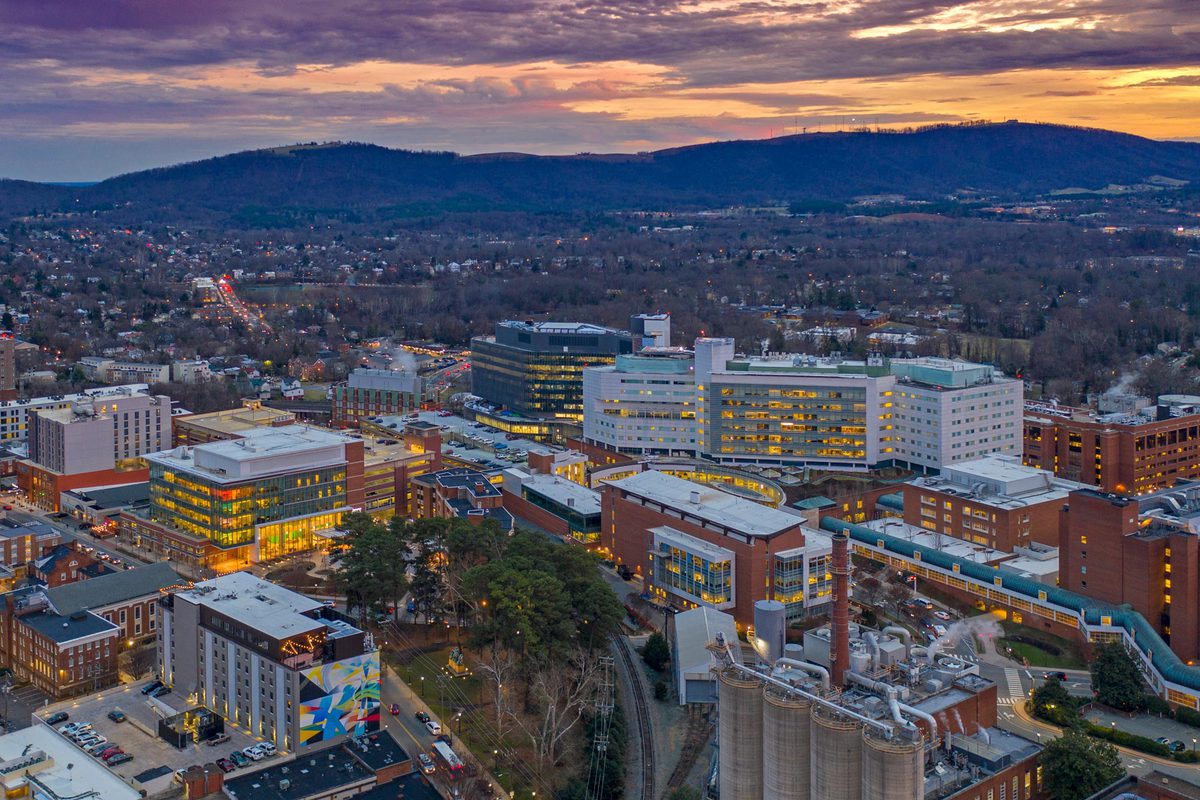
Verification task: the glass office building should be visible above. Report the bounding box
[143,426,353,563]
[472,321,635,421]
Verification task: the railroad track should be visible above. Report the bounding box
[614,636,655,800]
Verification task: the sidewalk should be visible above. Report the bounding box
[382,662,507,798]
[1011,698,1200,771]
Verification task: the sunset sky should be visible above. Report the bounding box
[3,0,1199,181]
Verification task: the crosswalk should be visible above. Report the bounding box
[1004,668,1026,701]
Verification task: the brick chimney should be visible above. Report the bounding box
[830,529,851,689]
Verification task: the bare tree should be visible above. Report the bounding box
[520,647,603,769]
[475,643,519,737]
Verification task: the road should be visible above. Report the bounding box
[3,499,147,568]
[216,278,272,334]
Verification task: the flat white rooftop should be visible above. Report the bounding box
[865,518,1008,563]
[0,725,139,800]
[517,471,601,515]
[610,470,799,537]
[175,570,328,640]
[915,454,1085,508]
[147,424,352,483]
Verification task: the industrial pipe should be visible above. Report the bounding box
[864,632,881,671]
[882,626,912,657]
[897,700,940,747]
[846,671,896,699]
[710,634,896,734]
[776,658,831,691]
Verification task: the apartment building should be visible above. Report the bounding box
[890,357,1023,471]
[602,470,832,624]
[902,455,1082,551]
[472,321,636,422]
[19,391,171,510]
[1025,395,1200,495]
[159,571,380,752]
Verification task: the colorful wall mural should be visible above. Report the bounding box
[297,650,381,746]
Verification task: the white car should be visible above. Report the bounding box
[242,746,264,761]
[425,720,442,735]
[254,742,276,757]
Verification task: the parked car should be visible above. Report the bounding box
[1172,740,1186,752]
[1043,671,1068,682]
[418,753,436,774]
[107,710,126,723]
[215,758,235,773]
[46,712,69,726]
[207,733,230,746]
[242,746,264,761]
[86,742,111,756]
[389,703,401,716]
[141,680,163,695]
[255,742,276,757]
[149,685,170,698]
[105,752,132,765]
[424,720,442,735]
[229,751,249,767]
[99,747,122,760]
[415,711,430,724]
[1156,737,1171,746]
[933,610,953,621]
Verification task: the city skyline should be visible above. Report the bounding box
[2,0,1199,181]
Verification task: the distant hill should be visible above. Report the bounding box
[5,123,1200,224]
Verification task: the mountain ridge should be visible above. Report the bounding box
[5,122,1200,224]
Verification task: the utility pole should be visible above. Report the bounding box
[584,656,615,800]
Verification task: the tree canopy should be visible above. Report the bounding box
[1091,642,1147,712]
[1038,732,1124,800]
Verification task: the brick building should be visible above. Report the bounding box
[1059,485,1200,660]
[902,454,1081,551]
[1025,396,1200,495]
[0,519,61,570]
[411,468,514,530]
[29,544,114,588]
[331,368,423,428]
[602,470,832,625]
[0,562,182,697]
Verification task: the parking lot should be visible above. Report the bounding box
[36,679,273,795]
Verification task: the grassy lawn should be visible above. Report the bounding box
[997,622,1087,669]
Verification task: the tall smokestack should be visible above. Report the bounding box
[830,529,851,688]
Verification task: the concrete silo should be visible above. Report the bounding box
[810,703,863,800]
[763,686,812,800]
[861,726,925,800]
[718,670,765,799]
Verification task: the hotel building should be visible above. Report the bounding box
[159,572,380,752]
[0,383,151,446]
